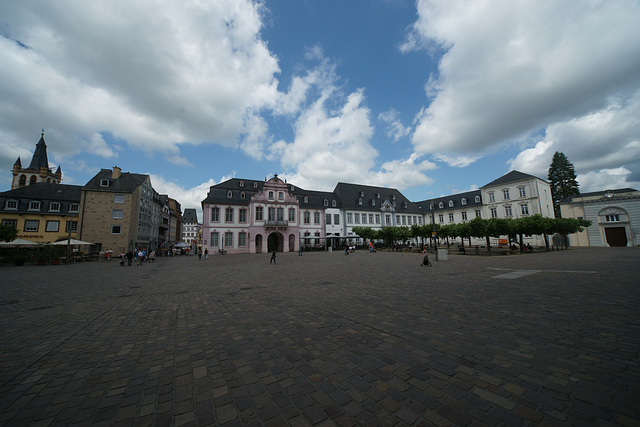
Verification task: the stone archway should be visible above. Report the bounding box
[268,232,283,252]
[289,234,296,252]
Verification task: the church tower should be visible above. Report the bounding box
[11,130,62,190]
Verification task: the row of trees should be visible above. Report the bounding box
[353,215,591,253]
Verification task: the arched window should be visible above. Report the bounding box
[324,199,328,206]
[227,190,233,198]
[332,200,337,207]
[438,202,444,209]
[303,196,309,203]
[239,180,244,187]
[240,192,246,199]
[449,200,454,207]
[30,176,37,185]
[475,195,481,203]
[19,175,26,186]
[461,198,467,205]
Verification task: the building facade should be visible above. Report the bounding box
[78,167,161,253]
[182,208,200,250]
[12,131,62,190]
[0,183,81,243]
[560,188,640,247]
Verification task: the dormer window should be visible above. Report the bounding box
[332,200,337,207]
[5,200,18,210]
[324,199,328,206]
[438,202,444,209]
[303,196,309,203]
[29,201,41,211]
[360,191,365,197]
[403,201,408,208]
[253,182,258,189]
[69,203,79,213]
[392,195,396,200]
[227,190,233,198]
[475,195,481,203]
[371,199,376,207]
[377,193,380,198]
[239,180,244,187]
[461,198,467,205]
[100,179,109,187]
[358,198,363,205]
[240,191,246,200]
[49,202,60,212]
[449,200,454,208]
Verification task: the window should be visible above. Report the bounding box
[289,208,296,222]
[114,194,125,203]
[505,206,513,217]
[112,209,124,219]
[449,201,454,207]
[255,206,263,221]
[462,212,468,221]
[605,215,621,222]
[386,215,392,226]
[30,176,37,185]
[303,196,309,203]
[334,214,340,225]
[362,214,367,224]
[488,192,495,202]
[225,208,234,222]
[46,221,60,232]
[24,220,39,231]
[111,225,122,234]
[354,213,360,224]
[100,179,109,187]
[211,232,219,247]
[490,207,498,218]
[268,191,274,200]
[239,180,245,187]
[239,209,247,223]
[224,232,233,247]
[503,190,510,200]
[28,201,41,211]
[371,200,375,207]
[227,190,233,198]
[48,202,60,212]
[253,182,258,188]
[304,212,310,224]
[19,175,26,186]
[448,213,454,222]
[521,204,529,215]
[2,219,17,228]
[375,214,380,224]
[347,213,353,223]
[326,214,332,225]
[314,212,320,224]
[358,198,363,206]
[277,208,284,221]
[475,210,482,218]
[268,207,275,221]
[369,214,374,224]
[332,200,337,207]
[239,232,246,247]
[475,195,481,203]
[438,214,444,223]
[5,200,17,210]
[324,199,328,206]
[66,221,78,232]
[518,187,526,198]
[211,207,220,222]
[461,198,467,206]
[69,203,79,213]
[240,192,245,200]
[438,202,444,209]
[278,192,284,200]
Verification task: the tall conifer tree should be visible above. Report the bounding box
[548,151,580,217]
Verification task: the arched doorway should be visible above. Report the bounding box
[289,234,296,252]
[255,234,263,253]
[268,232,283,252]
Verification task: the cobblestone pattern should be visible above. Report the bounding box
[0,247,639,426]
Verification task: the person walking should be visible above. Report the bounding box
[298,245,303,256]
[204,248,208,259]
[270,250,277,264]
[420,248,432,267]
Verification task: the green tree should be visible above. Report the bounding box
[0,224,18,242]
[352,227,378,244]
[548,151,580,217]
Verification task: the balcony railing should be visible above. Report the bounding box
[265,220,288,227]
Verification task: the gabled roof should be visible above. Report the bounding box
[415,189,482,213]
[183,208,198,223]
[481,170,544,188]
[83,169,149,193]
[27,133,50,170]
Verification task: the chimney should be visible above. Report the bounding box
[112,166,121,179]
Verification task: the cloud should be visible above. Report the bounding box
[149,174,217,222]
[0,0,280,160]
[378,109,411,142]
[578,167,640,193]
[405,0,640,168]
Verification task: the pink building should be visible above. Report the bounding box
[201,175,326,254]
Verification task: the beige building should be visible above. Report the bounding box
[78,167,161,253]
[560,188,640,247]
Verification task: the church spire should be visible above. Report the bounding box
[27,129,50,171]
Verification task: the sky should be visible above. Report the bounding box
[2,0,640,221]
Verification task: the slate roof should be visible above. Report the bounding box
[182,208,198,224]
[415,189,483,213]
[333,182,422,214]
[0,183,82,215]
[561,188,639,203]
[83,169,149,193]
[481,170,544,188]
[27,134,51,170]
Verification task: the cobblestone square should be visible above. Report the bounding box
[1,247,638,425]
